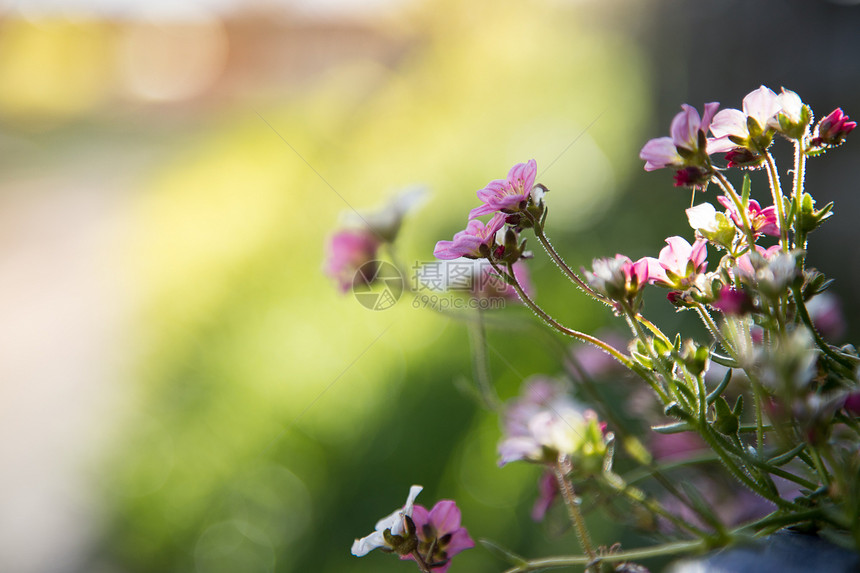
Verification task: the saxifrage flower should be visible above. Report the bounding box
[469,159,537,219]
[434,213,506,260]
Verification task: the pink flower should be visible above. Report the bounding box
[469,160,538,218]
[403,501,474,573]
[712,286,754,315]
[640,102,724,172]
[645,236,708,288]
[812,108,856,147]
[324,229,381,293]
[710,86,782,143]
[584,254,653,303]
[434,213,506,260]
[531,470,559,522]
[735,244,782,279]
[716,196,779,237]
[650,431,707,462]
[806,292,845,341]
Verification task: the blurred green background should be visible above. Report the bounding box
[0,0,858,572]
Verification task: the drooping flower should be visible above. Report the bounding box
[434,213,506,260]
[716,195,779,237]
[469,160,538,219]
[584,254,652,305]
[709,86,784,168]
[402,501,474,573]
[645,236,708,289]
[811,108,856,147]
[351,485,423,557]
[324,229,381,293]
[640,103,728,186]
[710,85,782,145]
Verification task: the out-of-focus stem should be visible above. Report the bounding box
[467,308,501,411]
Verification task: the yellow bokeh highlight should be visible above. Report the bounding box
[0,19,112,123]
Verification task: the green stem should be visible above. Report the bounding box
[554,459,597,561]
[525,211,600,299]
[693,303,735,360]
[698,420,794,509]
[791,284,858,373]
[602,473,709,537]
[792,141,807,252]
[623,306,674,406]
[485,258,633,369]
[807,443,832,488]
[636,314,672,345]
[713,171,757,250]
[763,152,789,252]
[501,540,707,573]
[753,382,765,454]
[567,352,723,530]
[411,549,433,573]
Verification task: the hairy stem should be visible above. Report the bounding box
[554,458,596,561]
[763,152,789,251]
[485,257,633,369]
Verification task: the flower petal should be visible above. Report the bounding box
[743,85,781,126]
[639,137,680,171]
[351,530,386,556]
[428,500,462,534]
[710,108,747,139]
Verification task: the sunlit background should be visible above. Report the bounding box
[0,0,858,571]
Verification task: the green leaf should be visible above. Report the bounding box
[706,368,732,405]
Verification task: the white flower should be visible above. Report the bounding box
[351,485,422,557]
[774,88,804,125]
[686,202,720,234]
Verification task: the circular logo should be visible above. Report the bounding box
[352,260,404,310]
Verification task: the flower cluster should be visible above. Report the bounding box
[342,84,858,572]
[640,85,855,182]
